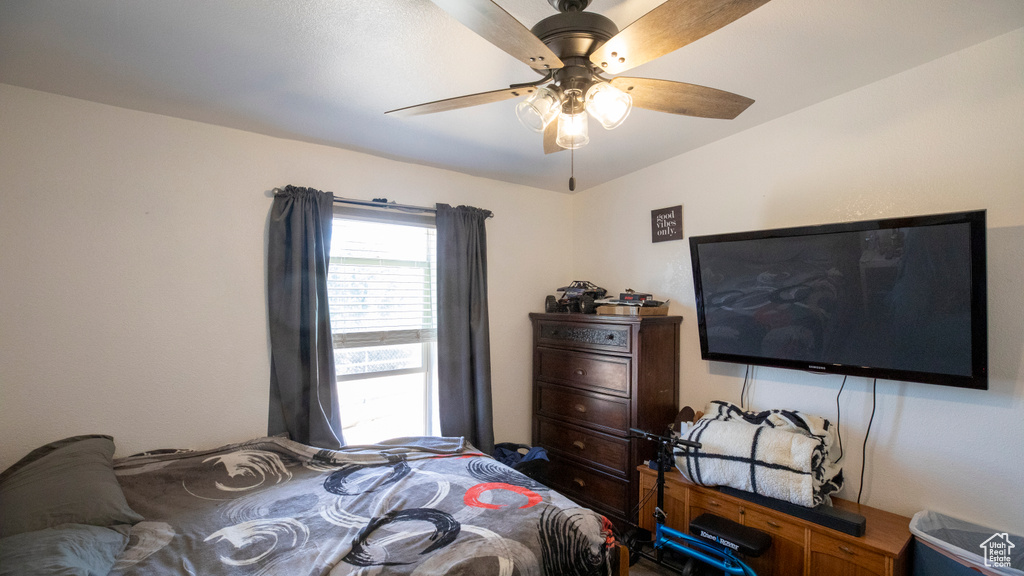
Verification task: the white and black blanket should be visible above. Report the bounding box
[674,401,843,508]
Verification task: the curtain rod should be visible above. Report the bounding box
[272,188,491,218]
[334,196,436,214]
[335,196,493,219]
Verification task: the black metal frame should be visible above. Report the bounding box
[628,429,759,576]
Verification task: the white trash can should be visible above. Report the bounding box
[910,511,1023,576]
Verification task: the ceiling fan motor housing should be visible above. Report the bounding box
[532,10,619,110]
[531,11,618,62]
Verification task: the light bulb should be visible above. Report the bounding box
[556,111,589,149]
[585,82,632,130]
[515,86,561,133]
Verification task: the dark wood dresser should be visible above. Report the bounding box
[529,312,681,527]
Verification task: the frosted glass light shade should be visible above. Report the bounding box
[556,111,589,149]
[585,82,632,130]
[515,86,561,132]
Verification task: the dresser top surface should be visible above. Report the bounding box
[530,312,682,325]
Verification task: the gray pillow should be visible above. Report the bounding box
[0,523,130,576]
[0,436,143,538]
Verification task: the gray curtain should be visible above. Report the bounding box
[435,204,494,454]
[267,185,344,449]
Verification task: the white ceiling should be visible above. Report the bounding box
[2,1,1023,193]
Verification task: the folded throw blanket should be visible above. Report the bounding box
[674,401,843,508]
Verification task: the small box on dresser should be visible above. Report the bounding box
[529,312,682,528]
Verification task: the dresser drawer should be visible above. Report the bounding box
[544,457,629,514]
[536,319,633,353]
[743,507,805,545]
[810,531,887,575]
[689,490,743,524]
[536,416,629,475]
[536,385,630,433]
[537,347,630,396]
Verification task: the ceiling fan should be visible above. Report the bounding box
[386,0,770,156]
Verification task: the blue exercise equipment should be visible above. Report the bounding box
[628,428,771,576]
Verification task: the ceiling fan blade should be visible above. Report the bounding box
[431,0,563,71]
[590,0,770,75]
[611,77,754,119]
[544,121,565,154]
[386,86,534,117]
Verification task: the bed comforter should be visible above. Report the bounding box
[110,436,617,576]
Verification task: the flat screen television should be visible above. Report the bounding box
[689,210,987,389]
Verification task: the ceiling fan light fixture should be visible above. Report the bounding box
[399,0,766,162]
[515,85,562,132]
[585,81,632,130]
[556,110,589,149]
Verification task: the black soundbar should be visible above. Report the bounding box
[719,487,867,537]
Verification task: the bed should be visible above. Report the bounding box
[0,434,628,576]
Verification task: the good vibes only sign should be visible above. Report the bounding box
[651,205,683,243]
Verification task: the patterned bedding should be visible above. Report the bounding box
[110,436,618,575]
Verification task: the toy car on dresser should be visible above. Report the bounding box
[544,281,607,314]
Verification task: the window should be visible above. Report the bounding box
[328,207,439,445]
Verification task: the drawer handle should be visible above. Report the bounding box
[707,500,720,507]
[573,478,587,488]
[574,404,588,413]
[572,440,586,450]
[574,368,587,376]
[838,545,856,556]
[606,334,616,340]
[766,520,781,528]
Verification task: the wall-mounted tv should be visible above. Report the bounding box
[689,210,987,389]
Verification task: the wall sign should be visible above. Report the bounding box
[651,205,683,243]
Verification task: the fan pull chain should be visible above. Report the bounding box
[568,136,576,191]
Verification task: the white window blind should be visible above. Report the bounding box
[328,216,437,374]
[327,207,440,444]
